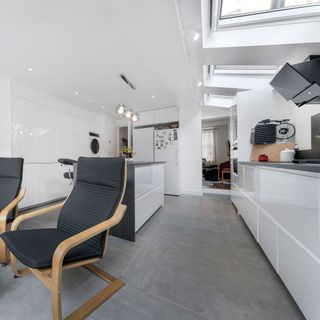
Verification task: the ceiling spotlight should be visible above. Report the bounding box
[116,103,127,115]
[193,32,200,41]
[28,67,33,72]
[131,113,140,122]
[19,131,24,135]
[101,106,105,109]
[197,81,202,87]
[74,91,79,96]
[152,95,156,99]
[125,109,133,119]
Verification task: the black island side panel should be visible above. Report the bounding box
[110,165,135,241]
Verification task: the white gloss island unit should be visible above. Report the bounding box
[231,162,320,320]
[110,161,164,241]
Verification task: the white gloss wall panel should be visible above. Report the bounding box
[11,84,116,208]
[0,75,12,156]
[278,229,320,320]
[38,164,71,203]
[20,165,39,207]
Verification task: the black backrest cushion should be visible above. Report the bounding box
[0,158,24,220]
[57,157,125,255]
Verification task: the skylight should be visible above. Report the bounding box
[221,0,320,19]
[207,65,280,77]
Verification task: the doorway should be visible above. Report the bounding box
[201,117,231,194]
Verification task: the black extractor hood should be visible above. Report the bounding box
[270,55,320,107]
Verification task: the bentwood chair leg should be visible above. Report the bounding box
[0,237,9,264]
[51,275,63,320]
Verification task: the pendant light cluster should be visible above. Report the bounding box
[115,104,140,122]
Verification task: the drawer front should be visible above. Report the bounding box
[135,164,164,199]
[258,209,278,270]
[278,230,320,320]
[135,185,164,232]
[238,193,258,239]
[259,168,320,258]
[231,185,241,211]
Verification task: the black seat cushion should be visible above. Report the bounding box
[0,157,125,269]
[1,229,101,269]
[57,157,125,255]
[0,158,24,222]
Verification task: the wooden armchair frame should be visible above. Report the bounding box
[6,163,127,320]
[0,187,26,264]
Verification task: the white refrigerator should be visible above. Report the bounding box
[154,129,181,196]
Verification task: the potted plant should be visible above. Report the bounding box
[121,146,134,158]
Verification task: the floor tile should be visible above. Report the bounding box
[89,284,208,320]
[0,194,306,320]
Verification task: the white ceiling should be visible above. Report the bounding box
[0,0,195,116]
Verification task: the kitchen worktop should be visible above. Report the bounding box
[239,161,320,174]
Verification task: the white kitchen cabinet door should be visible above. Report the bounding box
[278,229,320,320]
[258,209,278,270]
[154,107,179,124]
[239,193,258,239]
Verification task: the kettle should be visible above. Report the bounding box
[280,148,295,162]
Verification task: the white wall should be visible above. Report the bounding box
[237,87,294,161]
[0,75,12,156]
[180,105,202,195]
[11,82,117,208]
[237,85,320,161]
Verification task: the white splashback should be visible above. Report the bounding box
[11,82,116,208]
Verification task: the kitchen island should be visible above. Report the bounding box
[232,161,320,320]
[110,161,165,241]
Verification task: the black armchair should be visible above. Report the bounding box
[0,157,25,264]
[0,157,127,320]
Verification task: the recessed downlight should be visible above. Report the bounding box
[28,67,33,72]
[74,91,79,96]
[197,80,202,87]
[101,106,105,109]
[152,95,156,99]
[193,32,200,41]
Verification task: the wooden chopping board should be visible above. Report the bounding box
[251,143,295,162]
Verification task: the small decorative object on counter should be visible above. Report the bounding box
[258,154,269,162]
[121,146,134,158]
[280,148,295,162]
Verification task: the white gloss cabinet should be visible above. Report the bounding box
[12,95,100,208]
[135,164,164,232]
[231,164,320,320]
[278,229,320,320]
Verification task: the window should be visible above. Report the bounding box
[202,129,216,162]
[221,0,320,18]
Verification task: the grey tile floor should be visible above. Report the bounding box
[0,195,305,320]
